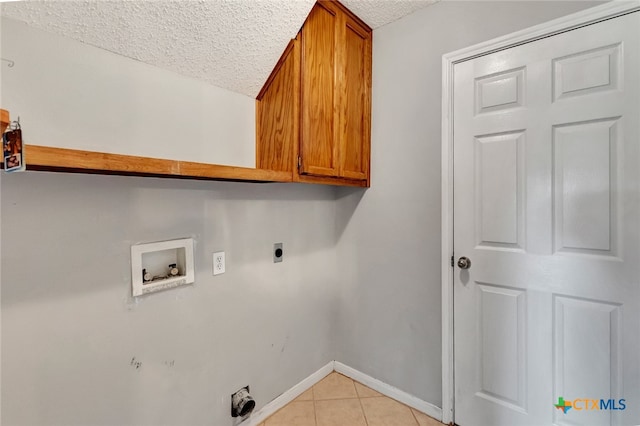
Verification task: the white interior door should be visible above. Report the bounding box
[453,12,640,426]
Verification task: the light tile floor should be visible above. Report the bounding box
[259,372,445,426]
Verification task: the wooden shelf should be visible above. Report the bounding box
[1,109,10,133]
[22,145,293,183]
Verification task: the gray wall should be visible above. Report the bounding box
[1,17,256,167]
[1,15,338,426]
[1,173,338,426]
[335,0,602,408]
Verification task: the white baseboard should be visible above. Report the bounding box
[239,361,442,425]
[334,362,443,422]
[239,361,334,426]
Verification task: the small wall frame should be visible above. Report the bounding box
[131,238,195,296]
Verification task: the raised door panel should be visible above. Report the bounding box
[553,118,619,256]
[474,131,525,250]
[553,296,621,426]
[300,3,339,177]
[339,17,371,181]
[477,284,527,412]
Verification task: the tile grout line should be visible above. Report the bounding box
[409,405,421,426]
[357,395,370,426]
[312,385,318,426]
[312,399,318,426]
[345,375,368,426]
[353,380,371,426]
[315,397,361,400]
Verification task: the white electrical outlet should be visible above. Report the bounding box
[213,251,225,275]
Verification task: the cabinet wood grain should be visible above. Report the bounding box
[256,39,299,174]
[340,18,371,180]
[301,3,339,177]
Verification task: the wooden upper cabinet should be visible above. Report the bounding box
[256,0,372,187]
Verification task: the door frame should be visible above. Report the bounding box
[440,2,640,424]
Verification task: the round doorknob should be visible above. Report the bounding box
[457,256,471,269]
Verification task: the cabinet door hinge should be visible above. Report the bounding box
[297,156,302,170]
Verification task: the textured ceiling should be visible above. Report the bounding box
[1,0,437,98]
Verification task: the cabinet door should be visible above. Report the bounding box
[256,38,299,174]
[300,3,339,177]
[338,16,371,181]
